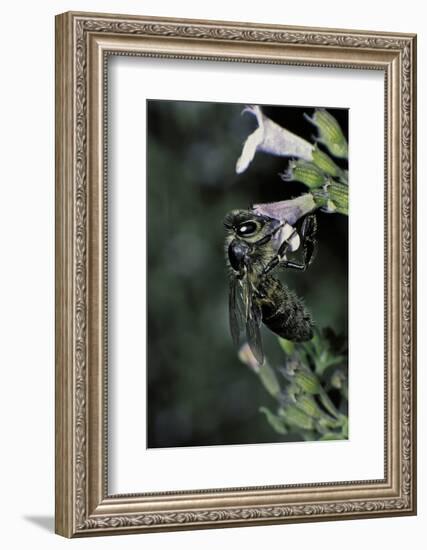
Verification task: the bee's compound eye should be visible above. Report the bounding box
[237,221,258,236]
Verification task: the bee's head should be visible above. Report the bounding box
[223,209,281,244]
[227,239,250,273]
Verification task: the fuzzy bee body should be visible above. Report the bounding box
[224,209,316,364]
[257,275,313,342]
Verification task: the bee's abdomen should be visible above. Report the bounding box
[258,277,313,342]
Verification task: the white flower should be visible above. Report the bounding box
[236,105,314,174]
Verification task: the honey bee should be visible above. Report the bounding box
[224,210,317,365]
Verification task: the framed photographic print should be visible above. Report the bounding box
[55,11,417,537]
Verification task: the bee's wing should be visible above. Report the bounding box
[229,277,246,348]
[245,283,264,366]
[229,274,264,366]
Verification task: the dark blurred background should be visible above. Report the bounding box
[147,100,348,448]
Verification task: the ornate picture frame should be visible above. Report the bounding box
[55,11,416,537]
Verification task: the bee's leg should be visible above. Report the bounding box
[253,221,285,247]
[280,259,306,271]
[262,255,280,274]
[263,216,317,275]
[280,218,317,271]
[269,215,317,273]
[300,214,317,268]
[262,237,293,274]
[279,252,314,272]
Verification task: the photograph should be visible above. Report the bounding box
[147,100,349,448]
[53,10,416,537]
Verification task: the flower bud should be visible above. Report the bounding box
[294,394,321,418]
[294,368,321,394]
[258,362,281,397]
[282,160,326,189]
[305,109,348,159]
[311,145,344,178]
[279,404,314,431]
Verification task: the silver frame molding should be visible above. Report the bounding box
[55,11,417,538]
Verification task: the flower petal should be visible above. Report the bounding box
[252,194,317,225]
[235,105,314,174]
[261,117,313,161]
[235,127,264,174]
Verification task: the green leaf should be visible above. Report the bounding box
[318,389,340,419]
[340,415,349,438]
[319,432,341,441]
[259,407,288,434]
